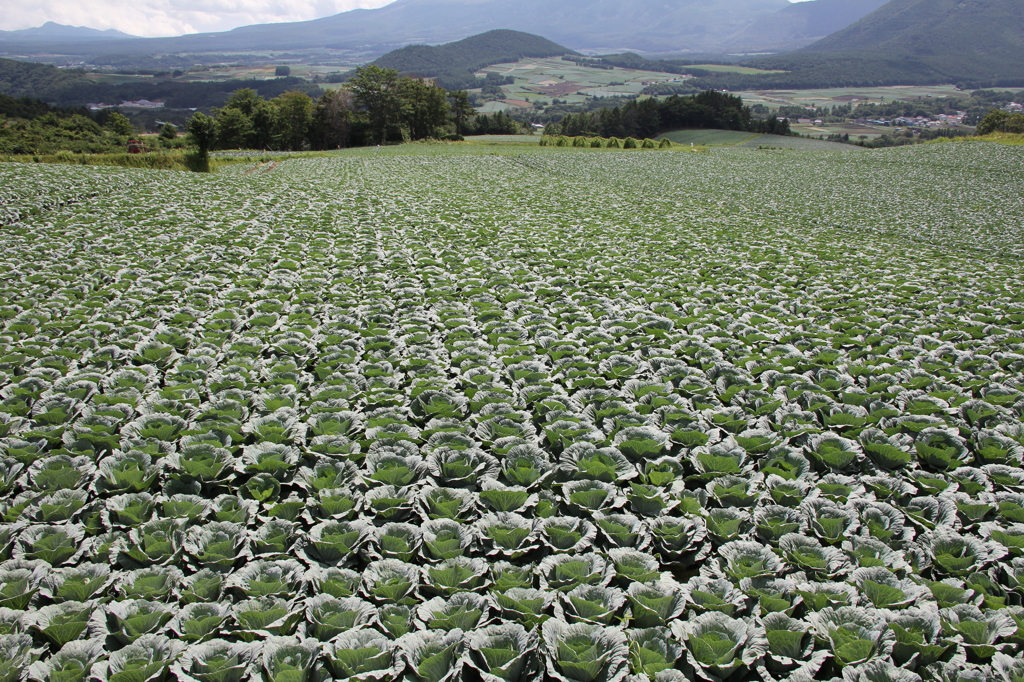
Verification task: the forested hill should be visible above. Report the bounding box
[789,0,1024,84]
[652,0,1024,92]
[725,0,890,52]
[370,30,574,90]
[0,58,321,109]
[0,58,89,99]
[0,93,90,119]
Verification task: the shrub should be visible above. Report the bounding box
[184,149,210,173]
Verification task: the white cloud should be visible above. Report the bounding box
[0,0,397,38]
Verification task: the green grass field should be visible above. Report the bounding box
[736,133,856,150]
[688,64,786,74]
[788,122,889,140]
[736,84,966,111]
[655,129,760,146]
[83,73,160,85]
[654,129,852,150]
[477,57,684,107]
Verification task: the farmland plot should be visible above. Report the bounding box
[0,142,1023,682]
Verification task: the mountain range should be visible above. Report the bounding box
[804,0,1023,76]
[741,0,1024,86]
[0,0,871,56]
[0,21,136,41]
[725,0,891,52]
[1,0,1022,87]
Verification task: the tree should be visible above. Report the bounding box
[275,66,291,77]
[551,90,769,141]
[449,90,475,136]
[470,110,519,135]
[561,112,584,137]
[399,78,450,140]
[105,111,134,137]
[348,65,401,145]
[250,101,277,150]
[223,88,263,117]
[220,88,275,149]
[605,107,626,138]
[273,90,314,151]
[158,122,177,141]
[976,109,1024,135]
[621,103,640,138]
[187,112,218,155]
[215,107,253,149]
[635,97,661,139]
[310,88,352,150]
[186,111,217,172]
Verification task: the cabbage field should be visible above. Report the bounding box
[0,141,1023,682]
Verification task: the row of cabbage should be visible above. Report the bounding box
[0,144,1022,682]
[7,621,1024,682]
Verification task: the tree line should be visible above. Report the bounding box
[186,65,494,157]
[639,55,964,96]
[56,76,322,110]
[543,91,790,140]
[0,93,89,121]
[664,68,1024,96]
[0,58,325,109]
[0,104,159,156]
[189,76,788,158]
[752,90,1023,129]
[976,109,1024,135]
[564,51,992,94]
[0,58,86,100]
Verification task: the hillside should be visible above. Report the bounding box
[371,30,574,89]
[0,0,790,56]
[0,57,89,99]
[800,0,1024,82]
[726,0,890,52]
[372,30,573,74]
[0,58,321,108]
[683,0,1024,89]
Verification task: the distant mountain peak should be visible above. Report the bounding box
[0,21,138,40]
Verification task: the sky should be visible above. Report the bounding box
[2,0,814,38]
[0,0,396,37]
